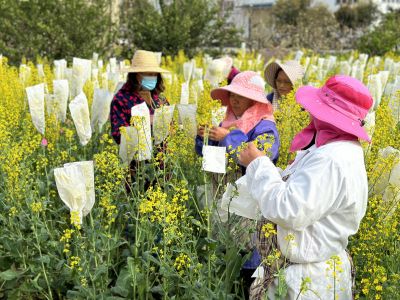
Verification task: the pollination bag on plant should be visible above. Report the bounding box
[45,94,56,116]
[392,62,400,76]
[19,64,31,86]
[303,56,311,74]
[177,104,197,137]
[92,68,99,89]
[373,147,400,214]
[203,54,213,70]
[109,57,117,73]
[92,52,99,66]
[90,88,113,132]
[64,68,73,96]
[387,80,400,122]
[379,71,390,90]
[154,52,162,65]
[202,145,226,174]
[53,79,69,122]
[305,64,318,81]
[54,59,67,80]
[294,50,304,62]
[211,106,227,127]
[71,58,91,98]
[107,71,120,93]
[180,82,190,104]
[183,60,194,83]
[326,56,337,72]
[153,104,175,145]
[54,164,87,224]
[364,111,376,138]
[220,175,260,220]
[373,56,381,69]
[119,126,139,166]
[37,64,45,79]
[69,92,92,146]
[193,67,203,81]
[130,102,152,161]
[384,57,394,72]
[161,73,173,86]
[367,74,383,110]
[26,83,45,135]
[204,59,227,87]
[63,161,95,217]
[339,61,351,76]
[351,64,364,82]
[359,53,369,68]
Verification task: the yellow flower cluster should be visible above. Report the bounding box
[173,253,191,276]
[261,222,277,238]
[69,256,82,271]
[30,202,43,213]
[60,228,75,254]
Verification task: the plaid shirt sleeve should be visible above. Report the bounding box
[110,92,130,145]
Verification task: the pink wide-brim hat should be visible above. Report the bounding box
[296,75,373,142]
[211,71,269,106]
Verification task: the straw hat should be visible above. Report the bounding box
[296,75,373,142]
[122,50,168,73]
[264,60,304,89]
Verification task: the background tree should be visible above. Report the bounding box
[357,9,400,55]
[271,0,311,26]
[268,0,339,51]
[119,0,242,58]
[0,0,116,64]
[335,2,378,29]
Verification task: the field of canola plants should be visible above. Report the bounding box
[0,50,400,299]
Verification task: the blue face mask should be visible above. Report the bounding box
[141,76,158,91]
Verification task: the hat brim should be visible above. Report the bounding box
[211,85,269,106]
[295,86,371,142]
[264,62,281,89]
[121,66,169,73]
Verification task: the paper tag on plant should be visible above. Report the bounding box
[202,145,226,174]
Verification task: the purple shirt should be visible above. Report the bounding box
[195,119,280,165]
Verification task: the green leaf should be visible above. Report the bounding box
[0,269,25,281]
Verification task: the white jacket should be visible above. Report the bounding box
[246,141,368,299]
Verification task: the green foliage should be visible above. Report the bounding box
[269,0,339,51]
[272,0,311,26]
[0,0,116,64]
[119,0,241,58]
[357,10,400,56]
[335,2,378,29]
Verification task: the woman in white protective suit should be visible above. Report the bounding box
[238,75,373,299]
